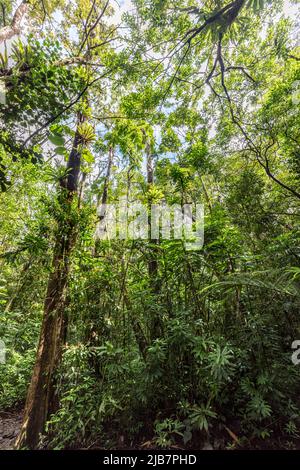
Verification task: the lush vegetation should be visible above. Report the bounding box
[0,0,300,450]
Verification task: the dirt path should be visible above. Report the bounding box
[0,411,22,450]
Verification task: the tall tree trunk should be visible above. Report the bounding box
[15,114,86,449]
[88,146,114,374]
[146,140,162,340]
[0,0,29,44]
[93,146,114,256]
[125,293,148,360]
[98,146,114,208]
[119,246,148,359]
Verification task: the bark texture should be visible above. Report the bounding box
[0,1,29,44]
[15,116,85,449]
[146,140,162,340]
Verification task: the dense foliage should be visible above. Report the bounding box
[0,0,300,450]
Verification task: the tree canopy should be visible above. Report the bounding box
[0,0,300,451]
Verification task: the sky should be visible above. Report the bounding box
[109,0,299,25]
[1,0,299,174]
[2,0,299,54]
[1,0,299,104]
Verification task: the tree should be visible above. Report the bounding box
[15,111,89,449]
[0,0,29,44]
[12,0,122,448]
[0,0,299,452]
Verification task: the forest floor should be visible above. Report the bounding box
[1,409,299,450]
[0,410,22,450]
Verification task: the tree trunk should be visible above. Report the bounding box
[0,0,29,44]
[146,140,162,340]
[125,293,148,360]
[97,145,114,222]
[88,146,114,374]
[15,114,86,449]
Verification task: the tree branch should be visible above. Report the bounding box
[0,0,29,44]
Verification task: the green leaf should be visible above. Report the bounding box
[54,146,66,155]
[49,134,65,146]
[82,149,94,164]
